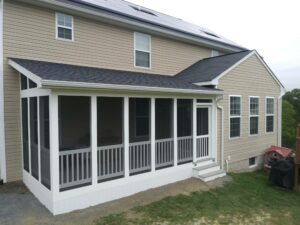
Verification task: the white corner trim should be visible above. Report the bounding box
[8,59,42,87]
[0,0,6,183]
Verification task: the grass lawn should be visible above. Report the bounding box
[95,171,300,225]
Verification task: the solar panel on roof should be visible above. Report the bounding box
[79,0,244,49]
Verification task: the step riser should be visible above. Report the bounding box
[200,173,226,182]
[194,160,213,167]
[197,166,220,176]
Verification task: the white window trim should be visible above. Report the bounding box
[265,97,275,133]
[229,95,242,140]
[134,32,151,69]
[55,12,74,42]
[249,157,257,168]
[249,96,259,136]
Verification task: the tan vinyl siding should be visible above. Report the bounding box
[4,0,211,75]
[2,1,214,181]
[217,54,281,170]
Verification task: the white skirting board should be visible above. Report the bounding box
[53,163,193,215]
[23,170,53,212]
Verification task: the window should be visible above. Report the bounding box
[249,97,259,135]
[266,97,275,132]
[134,32,151,68]
[249,157,256,167]
[56,13,73,41]
[229,96,241,138]
[211,50,220,57]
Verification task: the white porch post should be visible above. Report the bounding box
[50,93,59,198]
[192,98,197,162]
[124,97,129,177]
[173,98,178,166]
[91,96,98,185]
[150,98,155,172]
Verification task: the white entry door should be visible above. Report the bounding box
[196,106,211,160]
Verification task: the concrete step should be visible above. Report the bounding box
[198,169,226,182]
[193,163,220,176]
[193,158,214,167]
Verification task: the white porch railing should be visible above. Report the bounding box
[129,141,151,174]
[97,144,124,181]
[59,148,92,189]
[155,138,174,169]
[196,135,209,158]
[177,136,193,163]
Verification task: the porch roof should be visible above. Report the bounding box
[176,50,252,83]
[9,58,223,94]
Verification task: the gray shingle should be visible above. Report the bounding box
[9,58,221,92]
[176,50,252,83]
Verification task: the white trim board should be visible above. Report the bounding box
[195,50,285,90]
[0,0,6,183]
[8,59,42,87]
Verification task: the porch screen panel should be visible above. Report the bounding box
[30,97,39,180]
[59,96,91,150]
[21,98,29,172]
[97,97,123,146]
[177,99,192,137]
[129,98,150,143]
[40,96,50,189]
[197,108,209,136]
[155,99,173,139]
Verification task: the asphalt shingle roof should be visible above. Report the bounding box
[176,50,252,83]
[9,58,221,92]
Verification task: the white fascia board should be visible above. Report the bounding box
[42,80,224,95]
[194,80,219,86]
[18,0,244,52]
[8,59,42,87]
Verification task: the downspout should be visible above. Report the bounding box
[277,87,286,147]
[216,95,224,170]
[0,0,6,184]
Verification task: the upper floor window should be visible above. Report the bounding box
[230,96,241,138]
[249,97,259,135]
[211,50,220,57]
[134,32,151,68]
[266,97,275,133]
[56,13,73,41]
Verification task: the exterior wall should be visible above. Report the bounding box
[2,0,214,181]
[217,54,281,172]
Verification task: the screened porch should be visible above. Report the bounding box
[20,79,213,192]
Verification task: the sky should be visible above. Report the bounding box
[127,0,300,90]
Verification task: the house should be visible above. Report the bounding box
[0,0,284,215]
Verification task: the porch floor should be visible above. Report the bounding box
[0,177,230,225]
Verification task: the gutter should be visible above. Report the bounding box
[42,80,224,95]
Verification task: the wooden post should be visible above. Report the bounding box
[294,124,300,191]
